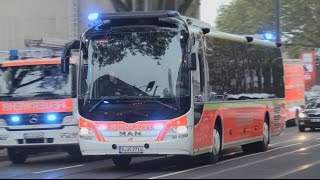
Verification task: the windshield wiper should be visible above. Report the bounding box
[88,96,178,113]
[88,96,146,113]
[145,100,178,111]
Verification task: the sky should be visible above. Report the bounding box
[200,0,233,26]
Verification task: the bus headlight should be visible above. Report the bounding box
[62,116,78,125]
[299,112,307,119]
[176,126,188,134]
[0,119,7,127]
[164,126,189,140]
[79,128,97,141]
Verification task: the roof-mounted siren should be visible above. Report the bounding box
[9,49,19,60]
[202,28,210,35]
[246,36,254,43]
[88,12,99,21]
[88,11,180,21]
[276,42,282,48]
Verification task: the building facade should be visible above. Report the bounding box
[0,0,115,50]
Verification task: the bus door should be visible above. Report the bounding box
[193,37,213,151]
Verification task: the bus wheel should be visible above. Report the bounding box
[204,127,222,164]
[8,148,28,164]
[112,156,132,169]
[260,121,270,152]
[242,121,269,153]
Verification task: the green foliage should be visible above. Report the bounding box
[216,0,320,58]
[216,0,277,35]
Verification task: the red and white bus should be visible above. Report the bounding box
[61,11,286,168]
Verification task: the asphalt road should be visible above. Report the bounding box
[0,127,319,179]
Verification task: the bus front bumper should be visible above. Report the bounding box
[0,126,79,148]
[80,138,193,156]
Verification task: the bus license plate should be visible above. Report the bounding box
[119,146,143,154]
[310,119,320,122]
[24,132,45,139]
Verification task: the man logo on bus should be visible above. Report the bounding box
[119,132,142,137]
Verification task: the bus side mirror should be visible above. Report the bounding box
[146,81,156,92]
[61,56,70,74]
[61,40,82,74]
[188,53,197,71]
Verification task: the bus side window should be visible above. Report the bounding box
[194,40,205,102]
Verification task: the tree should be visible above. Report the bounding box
[216,0,320,58]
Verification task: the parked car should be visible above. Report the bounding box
[298,97,320,132]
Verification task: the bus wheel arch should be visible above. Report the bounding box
[214,116,223,149]
[265,112,271,144]
[203,116,223,164]
[242,112,270,154]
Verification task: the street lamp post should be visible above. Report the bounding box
[276,0,281,43]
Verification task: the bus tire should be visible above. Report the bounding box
[242,120,269,153]
[112,156,132,169]
[8,148,28,164]
[203,127,222,164]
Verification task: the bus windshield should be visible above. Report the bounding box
[0,64,75,101]
[79,29,191,122]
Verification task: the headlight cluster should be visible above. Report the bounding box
[164,126,189,140]
[298,112,308,119]
[79,128,97,141]
[62,116,78,125]
[0,119,7,127]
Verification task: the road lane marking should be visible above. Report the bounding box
[271,134,320,147]
[271,160,320,179]
[270,139,302,146]
[33,165,84,174]
[217,143,302,165]
[194,143,320,179]
[148,143,302,179]
[149,165,213,179]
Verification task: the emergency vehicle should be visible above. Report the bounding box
[61,11,286,168]
[0,50,79,164]
[283,59,305,126]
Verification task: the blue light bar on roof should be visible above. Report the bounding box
[88,13,99,21]
[89,11,180,21]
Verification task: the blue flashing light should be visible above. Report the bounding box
[10,115,21,124]
[264,33,274,40]
[47,114,57,122]
[262,32,276,41]
[9,49,19,60]
[88,13,99,21]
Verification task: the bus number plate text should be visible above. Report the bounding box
[119,146,143,154]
